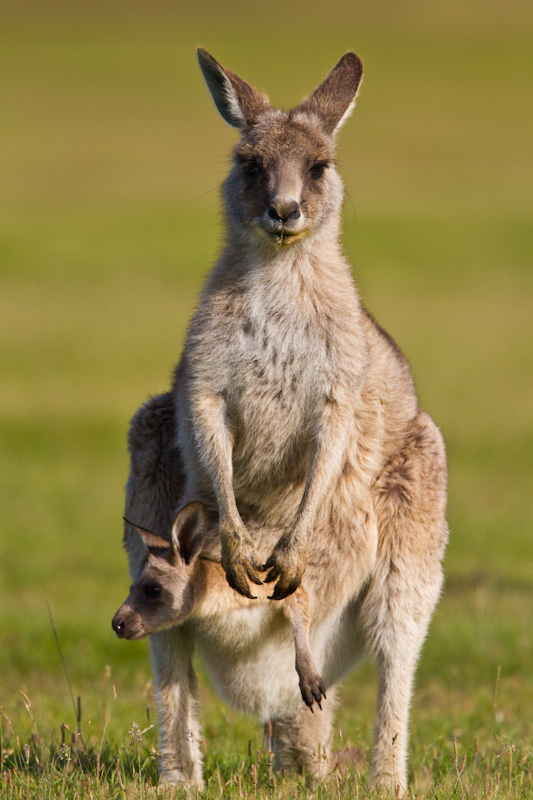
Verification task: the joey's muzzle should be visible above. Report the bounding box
[111,604,141,639]
[112,610,126,638]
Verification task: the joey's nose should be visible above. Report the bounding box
[112,616,125,638]
[268,200,301,223]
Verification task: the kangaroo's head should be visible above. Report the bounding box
[112,502,207,640]
[198,48,363,251]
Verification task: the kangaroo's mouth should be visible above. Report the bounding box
[262,228,310,247]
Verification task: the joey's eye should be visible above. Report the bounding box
[310,162,328,178]
[243,160,261,175]
[144,583,161,600]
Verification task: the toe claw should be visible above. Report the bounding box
[300,674,327,711]
[312,686,324,710]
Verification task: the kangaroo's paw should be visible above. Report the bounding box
[264,534,307,600]
[221,532,263,599]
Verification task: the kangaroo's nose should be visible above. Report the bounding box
[112,616,125,638]
[268,199,301,223]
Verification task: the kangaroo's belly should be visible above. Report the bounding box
[194,605,299,718]
[193,607,352,721]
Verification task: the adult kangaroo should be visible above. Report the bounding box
[173,49,446,606]
[121,49,449,794]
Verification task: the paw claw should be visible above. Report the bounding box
[226,566,257,599]
[247,569,264,587]
[222,534,263,598]
[263,535,307,599]
[264,568,279,584]
[230,581,257,600]
[268,579,300,600]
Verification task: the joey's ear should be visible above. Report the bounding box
[197,47,270,128]
[171,501,208,566]
[296,52,363,135]
[123,517,171,552]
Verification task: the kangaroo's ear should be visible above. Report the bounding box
[296,52,363,135]
[171,501,208,565]
[197,47,270,128]
[124,517,171,553]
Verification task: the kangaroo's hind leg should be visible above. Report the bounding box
[362,412,449,796]
[270,686,338,783]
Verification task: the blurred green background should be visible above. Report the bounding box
[1,0,532,778]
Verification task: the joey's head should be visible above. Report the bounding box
[112,502,207,640]
[197,48,363,251]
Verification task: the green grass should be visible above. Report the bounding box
[1,0,532,796]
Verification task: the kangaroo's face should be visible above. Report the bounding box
[197,48,363,251]
[112,502,207,641]
[224,113,342,247]
[112,551,190,640]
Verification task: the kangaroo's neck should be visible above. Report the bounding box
[214,216,356,303]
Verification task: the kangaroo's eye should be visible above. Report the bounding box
[144,583,161,600]
[310,162,328,178]
[244,160,261,175]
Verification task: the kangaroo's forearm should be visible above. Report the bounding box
[190,391,263,596]
[292,391,354,544]
[191,392,243,531]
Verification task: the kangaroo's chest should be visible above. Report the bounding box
[187,270,358,507]
[231,306,325,409]
[223,298,332,468]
